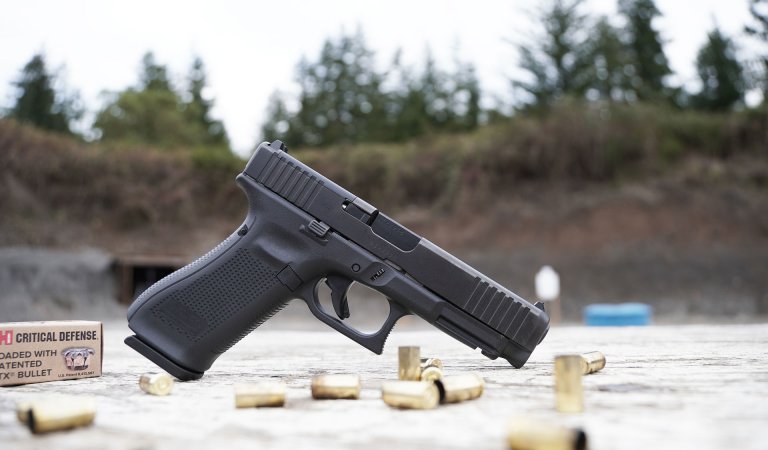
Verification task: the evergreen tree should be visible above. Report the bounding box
[384,50,429,141]
[261,91,294,142]
[692,28,745,111]
[586,17,632,102]
[513,0,593,109]
[420,52,455,128]
[95,52,213,149]
[288,30,388,146]
[619,0,672,100]
[745,0,768,100]
[185,56,229,148]
[260,33,483,146]
[140,52,172,92]
[8,53,80,134]
[451,60,481,130]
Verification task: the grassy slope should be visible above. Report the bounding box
[2,102,766,255]
[1,102,767,317]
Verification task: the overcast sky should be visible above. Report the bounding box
[0,0,762,155]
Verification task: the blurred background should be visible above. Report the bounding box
[1,0,766,325]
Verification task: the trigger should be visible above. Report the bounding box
[325,275,353,319]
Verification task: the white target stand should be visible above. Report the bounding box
[535,265,561,325]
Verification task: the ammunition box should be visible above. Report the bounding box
[139,373,174,396]
[507,417,587,450]
[0,321,103,386]
[554,355,583,413]
[398,346,421,381]
[441,374,485,403]
[235,381,286,408]
[579,351,606,375]
[381,380,440,410]
[420,366,444,383]
[311,374,360,400]
[25,398,96,434]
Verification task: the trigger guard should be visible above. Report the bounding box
[301,277,411,354]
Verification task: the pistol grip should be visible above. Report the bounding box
[300,277,410,354]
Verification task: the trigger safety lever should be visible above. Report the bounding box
[325,275,353,319]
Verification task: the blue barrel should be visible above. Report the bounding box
[583,303,652,326]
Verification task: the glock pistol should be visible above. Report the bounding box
[125,140,550,380]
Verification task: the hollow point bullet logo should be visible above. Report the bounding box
[63,348,95,371]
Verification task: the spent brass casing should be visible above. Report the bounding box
[26,398,96,434]
[507,417,587,450]
[441,374,485,403]
[554,355,584,413]
[579,351,606,375]
[311,374,361,399]
[420,366,444,383]
[235,382,286,408]
[16,402,31,423]
[398,346,421,381]
[139,373,174,396]
[419,357,443,371]
[381,380,440,409]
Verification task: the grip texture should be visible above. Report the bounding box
[126,228,292,374]
[150,247,278,344]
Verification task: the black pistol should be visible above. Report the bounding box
[125,140,550,380]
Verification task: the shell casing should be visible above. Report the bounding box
[554,355,584,413]
[16,402,31,424]
[26,398,96,434]
[420,366,444,383]
[419,357,443,371]
[139,373,174,396]
[311,374,361,400]
[381,380,440,410]
[441,374,485,403]
[507,417,587,450]
[398,346,421,381]
[234,382,286,408]
[579,351,606,375]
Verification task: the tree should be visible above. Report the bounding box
[260,32,483,146]
[585,17,633,102]
[8,53,80,134]
[95,52,231,151]
[513,0,593,109]
[287,30,388,146]
[95,52,212,149]
[692,28,745,111]
[185,56,229,148]
[619,0,673,100]
[385,50,481,139]
[452,61,481,130]
[260,91,294,142]
[139,52,172,92]
[745,0,768,100]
